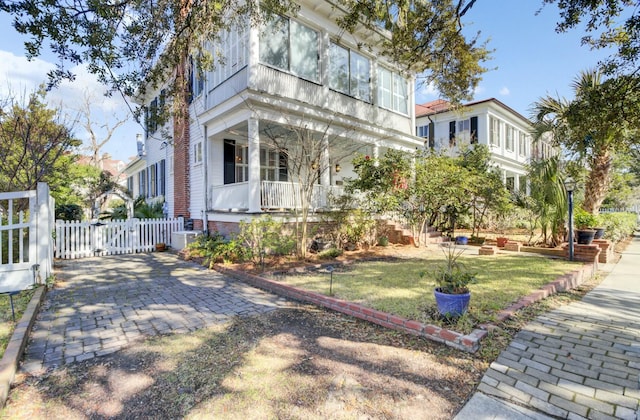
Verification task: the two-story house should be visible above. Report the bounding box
[139,0,422,235]
[415,98,555,192]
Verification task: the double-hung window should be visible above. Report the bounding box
[329,43,371,102]
[377,67,408,114]
[489,117,501,147]
[506,125,515,151]
[519,132,527,157]
[260,15,319,82]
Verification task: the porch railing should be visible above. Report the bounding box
[208,181,345,211]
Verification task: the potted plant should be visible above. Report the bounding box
[155,242,167,252]
[592,214,606,239]
[430,244,477,317]
[574,208,597,245]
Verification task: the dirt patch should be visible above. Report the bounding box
[5,305,485,419]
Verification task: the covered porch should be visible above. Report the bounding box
[201,112,410,214]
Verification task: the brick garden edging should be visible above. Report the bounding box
[0,286,47,408]
[214,262,596,353]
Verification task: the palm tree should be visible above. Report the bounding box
[531,70,640,214]
[526,156,568,246]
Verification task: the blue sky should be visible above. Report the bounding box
[0,1,618,163]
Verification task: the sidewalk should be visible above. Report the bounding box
[456,233,640,419]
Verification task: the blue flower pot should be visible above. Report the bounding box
[434,288,470,317]
[455,236,468,245]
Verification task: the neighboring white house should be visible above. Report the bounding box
[415,98,556,192]
[139,0,422,234]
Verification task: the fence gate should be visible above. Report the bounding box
[0,183,54,293]
[55,217,184,259]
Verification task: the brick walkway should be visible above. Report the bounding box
[20,253,287,374]
[458,234,640,419]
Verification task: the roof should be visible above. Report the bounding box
[415,98,531,124]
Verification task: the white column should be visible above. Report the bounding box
[515,174,521,192]
[320,135,330,186]
[248,118,261,213]
[36,182,51,280]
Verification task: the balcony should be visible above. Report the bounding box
[208,181,345,212]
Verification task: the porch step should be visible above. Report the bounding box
[385,220,447,245]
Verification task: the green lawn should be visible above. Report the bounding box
[0,288,36,358]
[269,254,580,332]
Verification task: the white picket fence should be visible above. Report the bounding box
[55,217,184,259]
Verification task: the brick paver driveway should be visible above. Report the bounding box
[21,253,287,374]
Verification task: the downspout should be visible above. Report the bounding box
[202,124,209,235]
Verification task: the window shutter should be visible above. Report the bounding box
[449,121,456,146]
[428,122,435,148]
[470,116,478,144]
[223,140,236,185]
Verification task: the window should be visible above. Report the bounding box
[159,159,166,196]
[194,142,203,164]
[519,132,527,156]
[209,24,248,88]
[138,170,147,198]
[223,140,287,184]
[260,15,319,82]
[449,121,456,146]
[190,57,204,99]
[127,176,134,195]
[417,125,429,138]
[147,98,158,134]
[506,125,515,151]
[329,43,370,102]
[377,67,407,113]
[470,116,478,144]
[260,148,279,181]
[489,117,501,146]
[149,163,157,197]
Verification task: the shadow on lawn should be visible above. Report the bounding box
[7,307,484,419]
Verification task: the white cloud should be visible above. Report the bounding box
[499,86,510,96]
[0,50,138,161]
[0,50,128,115]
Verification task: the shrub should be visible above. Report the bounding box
[55,204,83,221]
[237,216,296,265]
[598,212,637,242]
[318,248,343,259]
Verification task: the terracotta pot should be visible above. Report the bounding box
[496,237,509,247]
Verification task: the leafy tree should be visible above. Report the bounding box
[349,145,508,245]
[0,88,81,197]
[541,0,639,74]
[1,0,488,105]
[532,70,640,214]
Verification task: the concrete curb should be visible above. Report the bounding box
[214,261,596,353]
[0,286,46,408]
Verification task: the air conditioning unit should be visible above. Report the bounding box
[171,230,202,250]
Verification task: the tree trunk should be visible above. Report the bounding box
[582,148,612,215]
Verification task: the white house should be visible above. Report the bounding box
[415,98,555,192]
[140,0,422,234]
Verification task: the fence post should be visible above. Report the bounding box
[36,182,52,281]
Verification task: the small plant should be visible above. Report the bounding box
[237,216,296,266]
[574,208,598,229]
[318,248,343,259]
[430,244,477,294]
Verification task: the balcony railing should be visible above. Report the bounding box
[208,181,345,212]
